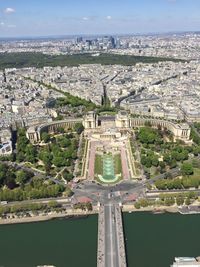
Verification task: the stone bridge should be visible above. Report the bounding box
[97,204,127,267]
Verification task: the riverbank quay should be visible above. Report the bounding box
[122,204,179,213]
[2,202,200,226]
[0,208,98,225]
[123,202,200,214]
[179,205,200,215]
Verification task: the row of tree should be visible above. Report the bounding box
[74,203,93,211]
[0,201,62,216]
[0,177,66,201]
[134,193,197,209]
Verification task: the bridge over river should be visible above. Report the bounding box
[97,203,127,267]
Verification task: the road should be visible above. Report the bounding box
[3,196,72,207]
[104,204,120,267]
[73,180,144,204]
[148,167,180,185]
[73,167,180,204]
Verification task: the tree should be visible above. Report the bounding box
[41,132,51,143]
[57,137,71,148]
[151,156,159,167]
[163,153,171,164]
[155,179,167,190]
[134,202,141,209]
[52,156,66,168]
[39,150,53,173]
[0,163,9,187]
[25,144,37,163]
[39,150,52,165]
[16,170,29,185]
[86,203,93,211]
[74,123,84,134]
[193,146,200,156]
[17,128,29,151]
[146,183,152,190]
[164,197,175,206]
[138,127,159,144]
[141,155,152,168]
[63,171,73,182]
[139,198,149,207]
[171,178,182,189]
[48,201,59,209]
[181,163,194,177]
[176,196,184,206]
[57,127,65,134]
[169,159,177,169]
[4,171,16,189]
[16,151,26,162]
[145,158,152,168]
[185,197,191,206]
[159,161,166,170]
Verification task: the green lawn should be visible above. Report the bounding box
[94,155,103,176]
[114,154,122,175]
[190,168,200,179]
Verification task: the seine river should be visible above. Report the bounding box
[0,212,199,267]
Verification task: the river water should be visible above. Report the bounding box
[0,212,199,267]
[0,215,98,267]
[124,212,200,267]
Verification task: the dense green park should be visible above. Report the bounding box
[0,162,65,201]
[135,126,200,184]
[0,52,183,69]
[39,131,78,177]
[0,124,84,201]
[32,128,81,179]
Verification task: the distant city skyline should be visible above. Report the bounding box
[0,0,200,37]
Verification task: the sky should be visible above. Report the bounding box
[0,0,200,37]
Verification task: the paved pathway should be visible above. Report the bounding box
[120,146,130,180]
[88,141,96,180]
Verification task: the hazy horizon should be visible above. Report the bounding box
[0,30,200,41]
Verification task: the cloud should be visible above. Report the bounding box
[106,16,112,20]
[0,22,16,28]
[82,17,89,21]
[7,24,16,28]
[4,7,15,14]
